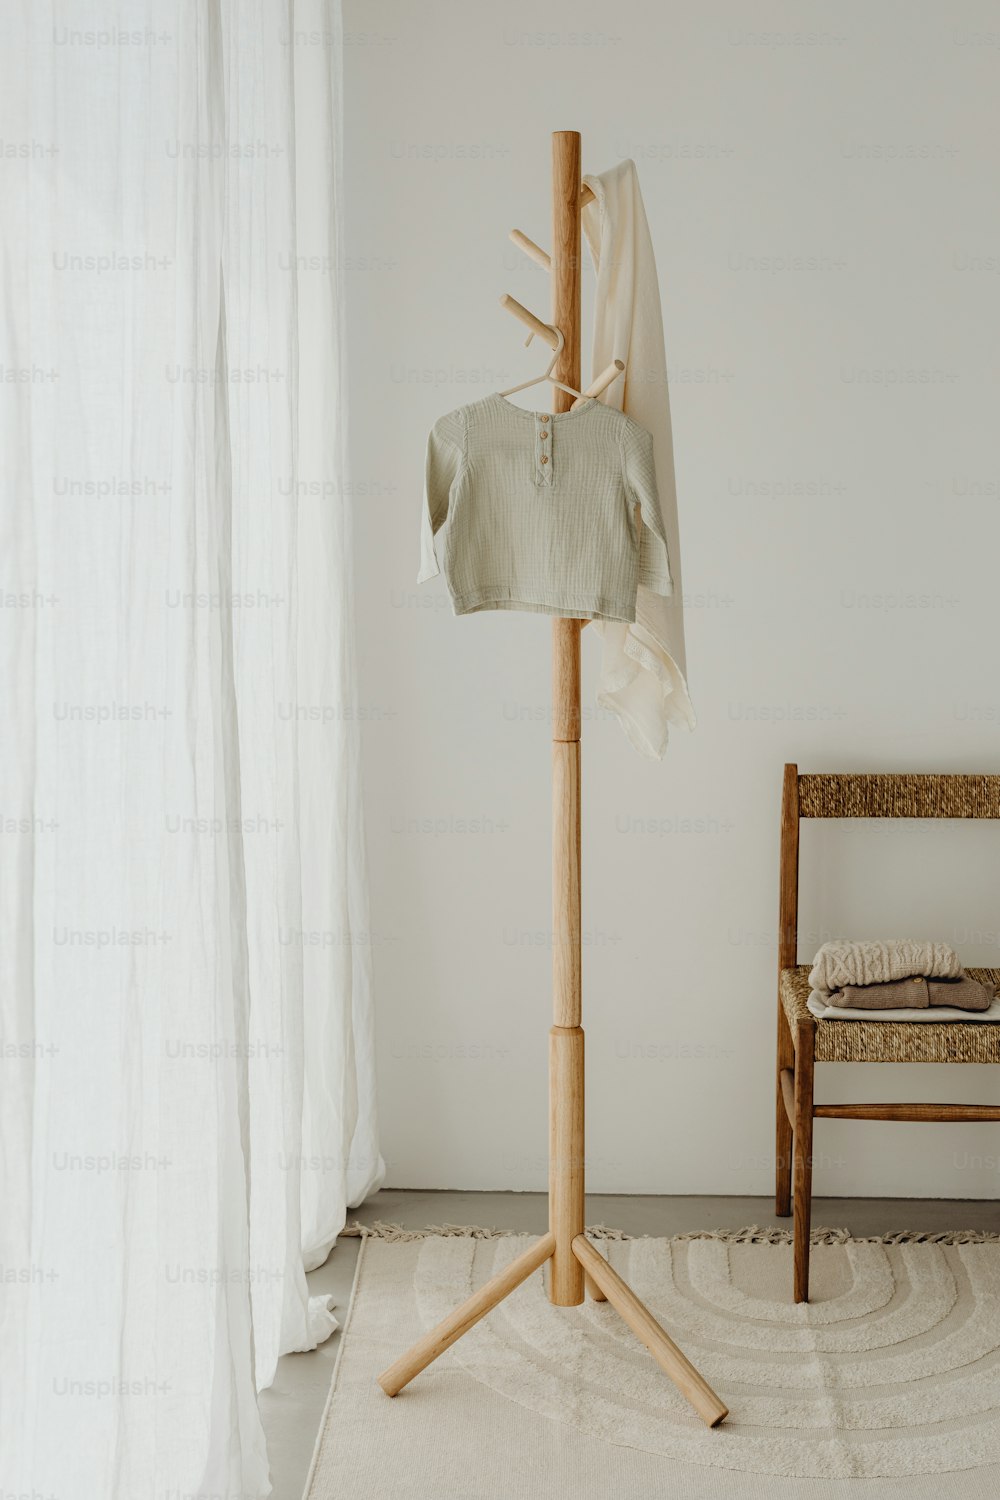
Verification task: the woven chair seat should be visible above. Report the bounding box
[780,965,1000,1064]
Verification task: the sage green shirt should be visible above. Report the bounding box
[419,394,672,622]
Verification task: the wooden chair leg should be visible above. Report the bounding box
[792,1020,815,1303]
[775,994,794,1216]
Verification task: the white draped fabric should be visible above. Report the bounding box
[0,3,382,1495]
[582,161,696,761]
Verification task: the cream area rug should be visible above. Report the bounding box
[304,1226,1000,1499]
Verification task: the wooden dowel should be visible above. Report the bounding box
[778,764,799,972]
[549,1026,585,1304]
[551,135,581,404]
[552,617,581,741]
[792,1020,815,1303]
[499,292,559,349]
[572,1235,728,1427]
[377,1233,556,1396]
[814,1102,1000,1122]
[586,1271,608,1301]
[570,359,625,410]
[548,130,586,1312]
[775,763,799,1217]
[509,228,551,271]
[552,742,581,1026]
[580,183,596,207]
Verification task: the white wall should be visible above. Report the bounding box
[342,0,1000,1198]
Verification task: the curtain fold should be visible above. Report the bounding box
[0,2,382,1495]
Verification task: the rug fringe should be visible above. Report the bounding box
[341,1219,1000,1246]
[340,1220,515,1242]
[673,1224,1000,1246]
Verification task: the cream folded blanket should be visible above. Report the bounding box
[809,940,963,998]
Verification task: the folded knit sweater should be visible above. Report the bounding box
[808,939,962,998]
[828,972,993,1011]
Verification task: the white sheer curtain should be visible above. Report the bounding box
[0,2,382,1495]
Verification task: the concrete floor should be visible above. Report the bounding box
[260,1191,1000,1500]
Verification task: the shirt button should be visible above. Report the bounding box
[539,428,549,438]
[540,455,549,464]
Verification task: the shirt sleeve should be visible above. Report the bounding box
[419,408,465,583]
[622,420,673,597]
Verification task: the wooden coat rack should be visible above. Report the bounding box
[377,131,727,1429]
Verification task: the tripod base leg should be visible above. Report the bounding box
[378,1232,556,1396]
[572,1234,728,1427]
[585,1271,607,1301]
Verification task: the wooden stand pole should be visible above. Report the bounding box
[550,133,585,1312]
[376,129,727,1430]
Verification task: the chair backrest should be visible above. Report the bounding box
[778,765,1000,970]
[797,773,1000,821]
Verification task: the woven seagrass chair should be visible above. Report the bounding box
[776,764,1000,1302]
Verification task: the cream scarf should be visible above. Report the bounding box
[582,160,695,759]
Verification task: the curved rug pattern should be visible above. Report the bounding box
[411,1232,1000,1479]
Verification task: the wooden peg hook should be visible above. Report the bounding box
[499,293,560,350]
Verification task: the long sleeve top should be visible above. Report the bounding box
[418,393,672,623]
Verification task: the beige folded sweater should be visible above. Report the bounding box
[828,973,994,1012]
[809,940,962,998]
